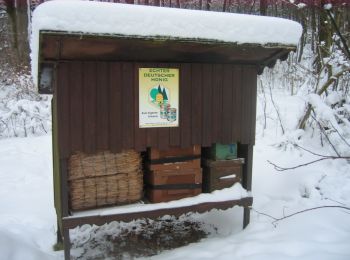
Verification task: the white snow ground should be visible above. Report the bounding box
[0,90,350,260]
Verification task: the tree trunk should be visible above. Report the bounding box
[206,0,211,10]
[260,0,267,16]
[4,0,30,73]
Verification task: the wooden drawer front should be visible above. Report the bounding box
[203,165,242,193]
[146,168,202,185]
[148,145,201,160]
[146,188,201,203]
[148,159,200,171]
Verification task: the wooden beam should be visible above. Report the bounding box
[62,197,253,229]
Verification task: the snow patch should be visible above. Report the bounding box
[30,1,302,85]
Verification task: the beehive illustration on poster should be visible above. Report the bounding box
[139,68,179,128]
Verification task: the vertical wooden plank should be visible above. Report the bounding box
[240,67,250,144]
[180,63,191,148]
[96,62,109,150]
[249,66,258,145]
[201,64,212,147]
[134,63,147,151]
[121,62,135,149]
[69,62,83,153]
[222,64,233,143]
[191,63,202,145]
[169,63,181,147]
[57,62,70,158]
[157,63,170,150]
[109,62,122,153]
[211,64,223,143]
[144,63,159,148]
[83,62,97,154]
[232,65,242,142]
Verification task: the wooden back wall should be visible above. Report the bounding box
[55,61,257,159]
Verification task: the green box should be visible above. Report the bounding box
[210,143,237,160]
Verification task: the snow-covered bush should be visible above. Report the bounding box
[258,34,350,159]
[0,73,51,138]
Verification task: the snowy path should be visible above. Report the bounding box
[0,134,349,260]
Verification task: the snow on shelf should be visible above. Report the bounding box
[30,1,302,85]
[68,183,249,219]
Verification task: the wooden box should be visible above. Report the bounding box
[146,186,202,203]
[148,145,201,161]
[146,168,202,186]
[203,143,237,161]
[147,159,200,171]
[202,159,243,193]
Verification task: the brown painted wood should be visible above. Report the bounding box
[55,61,258,156]
[222,65,233,143]
[82,62,97,153]
[62,197,253,229]
[40,33,293,65]
[169,63,181,146]
[201,64,212,147]
[156,63,170,151]
[180,63,191,148]
[232,66,242,141]
[191,64,202,145]
[109,62,122,153]
[57,63,70,158]
[96,62,110,150]
[211,64,224,143]
[134,63,147,151]
[248,66,258,144]
[240,68,250,144]
[121,62,135,149]
[69,62,83,152]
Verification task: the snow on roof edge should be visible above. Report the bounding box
[31,1,303,86]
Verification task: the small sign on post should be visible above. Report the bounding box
[139,68,179,128]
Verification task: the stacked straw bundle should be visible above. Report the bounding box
[68,150,143,211]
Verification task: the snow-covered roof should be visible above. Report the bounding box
[30,1,302,85]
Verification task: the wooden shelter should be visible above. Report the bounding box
[32,2,301,259]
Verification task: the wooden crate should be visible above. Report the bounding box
[145,168,202,186]
[202,159,243,193]
[203,143,237,161]
[148,145,201,161]
[146,186,202,203]
[147,159,200,171]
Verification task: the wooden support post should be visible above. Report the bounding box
[243,207,250,228]
[63,227,71,260]
[238,143,254,228]
[60,159,71,259]
[57,220,63,244]
[60,159,69,217]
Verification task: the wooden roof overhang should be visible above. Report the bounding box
[38,31,296,94]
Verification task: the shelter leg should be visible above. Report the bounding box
[243,207,250,228]
[57,220,63,244]
[63,227,71,260]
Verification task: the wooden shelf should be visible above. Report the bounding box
[63,196,252,229]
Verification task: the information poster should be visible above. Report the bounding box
[139,68,179,128]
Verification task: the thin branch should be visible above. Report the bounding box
[253,206,350,226]
[329,121,350,148]
[268,83,285,135]
[311,113,341,157]
[251,208,278,221]
[267,157,347,171]
[292,143,331,158]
